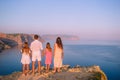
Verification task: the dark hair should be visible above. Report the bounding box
[56,37,63,49]
[46,42,52,52]
[22,42,30,54]
[34,35,38,39]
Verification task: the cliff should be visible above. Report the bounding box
[0,33,44,52]
[0,65,107,80]
[0,40,11,52]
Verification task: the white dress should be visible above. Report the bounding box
[21,53,31,64]
[54,43,63,67]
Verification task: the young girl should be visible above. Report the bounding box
[21,42,31,76]
[43,42,52,72]
[54,37,64,73]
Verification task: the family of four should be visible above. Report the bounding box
[21,35,64,76]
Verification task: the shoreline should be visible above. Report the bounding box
[0,65,107,80]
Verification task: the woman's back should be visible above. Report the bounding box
[54,43,62,54]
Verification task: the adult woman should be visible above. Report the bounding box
[54,37,64,73]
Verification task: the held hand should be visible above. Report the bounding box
[41,49,45,57]
[42,53,44,57]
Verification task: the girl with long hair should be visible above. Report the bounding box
[54,37,64,73]
[43,42,52,72]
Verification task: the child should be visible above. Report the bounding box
[43,42,52,72]
[21,42,31,76]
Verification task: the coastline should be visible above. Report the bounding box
[0,65,107,80]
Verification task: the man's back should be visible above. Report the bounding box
[30,40,43,52]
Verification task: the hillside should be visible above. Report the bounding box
[0,33,79,52]
[0,33,44,52]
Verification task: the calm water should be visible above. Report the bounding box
[0,40,120,80]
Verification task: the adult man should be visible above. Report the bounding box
[30,35,43,75]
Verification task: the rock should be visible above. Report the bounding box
[62,65,70,71]
[0,33,44,52]
[0,65,107,80]
[0,40,4,52]
[4,44,11,49]
[74,64,81,68]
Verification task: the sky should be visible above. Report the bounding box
[0,0,120,41]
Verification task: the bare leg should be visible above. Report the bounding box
[22,64,25,75]
[57,67,60,72]
[54,67,57,73]
[48,64,50,72]
[26,64,29,75]
[38,61,41,73]
[32,61,35,74]
[46,64,48,72]
[46,64,49,72]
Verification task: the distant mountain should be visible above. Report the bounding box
[0,33,79,52]
[0,33,44,52]
[42,34,79,41]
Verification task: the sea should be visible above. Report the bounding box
[0,40,120,80]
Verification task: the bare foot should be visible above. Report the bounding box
[46,70,49,73]
[38,71,41,75]
[52,70,56,74]
[22,73,25,76]
[32,72,35,76]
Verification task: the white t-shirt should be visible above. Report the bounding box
[30,40,43,52]
[30,40,43,61]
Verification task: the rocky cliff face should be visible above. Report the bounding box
[0,65,107,80]
[0,40,5,52]
[0,39,13,51]
[0,33,23,45]
[0,33,44,52]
